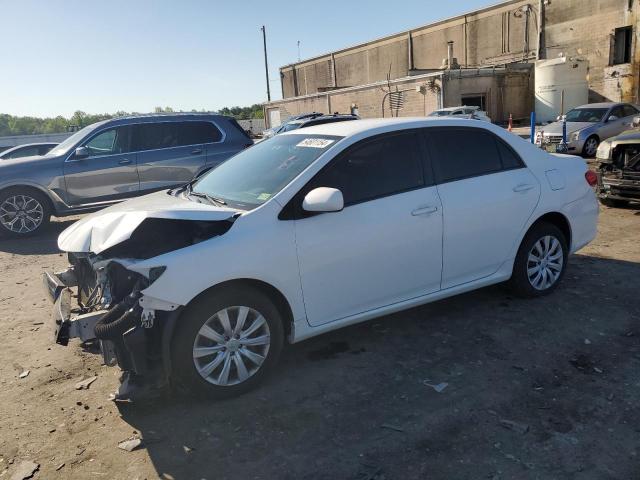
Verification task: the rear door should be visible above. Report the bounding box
[134,121,209,191]
[63,125,139,206]
[425,127,540,289]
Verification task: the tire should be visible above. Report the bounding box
[509,222,568,298]
[171,284,284,399]
[0,188,51,238]
[582,135,599,158]
[599,197,628,208]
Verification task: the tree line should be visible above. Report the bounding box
[0,104,264,136]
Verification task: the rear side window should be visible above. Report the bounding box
[310,131,425,206]
[225,118,251,140]
[178,121,223,144]
[133,121,222,151]
[428,128,520,183]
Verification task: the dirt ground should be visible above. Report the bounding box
[0,202,639,480]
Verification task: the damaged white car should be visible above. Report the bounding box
[44,118,599,399]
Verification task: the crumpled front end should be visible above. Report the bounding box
[44,208,238,400]
[597,141,640,203]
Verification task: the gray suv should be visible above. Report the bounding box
[0,114,252,237]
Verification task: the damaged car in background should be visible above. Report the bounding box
[44,118,598,400]
[596,118,640,207]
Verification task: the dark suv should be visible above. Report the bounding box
[0,114,252,237]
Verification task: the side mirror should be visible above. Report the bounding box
[74,146,89,159]
[607,115,619,122]
[302,187,344,213]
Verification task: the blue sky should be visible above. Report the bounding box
[0,0,496,117]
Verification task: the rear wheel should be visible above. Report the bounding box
[0,188,51,238]
[172,285,284,398]
[509,222,568,298]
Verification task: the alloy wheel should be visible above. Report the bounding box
[584,137,598,157]
[193,306,271,386]
[0,195,44,234]
[527,235,564,290]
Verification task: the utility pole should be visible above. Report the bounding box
[297,40,301,62]
[261,25,271,102]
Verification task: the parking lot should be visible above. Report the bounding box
[0,199,637,480]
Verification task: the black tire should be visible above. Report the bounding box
[509,222,568,298]
[599,197,629,208]
[0,187,51,238]
[171,284,284,399]
[582,135,599,158]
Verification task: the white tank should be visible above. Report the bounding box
[535,56,589,123]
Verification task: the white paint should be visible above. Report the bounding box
[58,117,599,345]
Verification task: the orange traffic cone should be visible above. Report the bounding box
[508,113,513,132]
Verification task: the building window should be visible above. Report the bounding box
[612,26,632,65]
[462,95,486,110]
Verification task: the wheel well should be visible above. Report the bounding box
[190,278,294,341]
[530,212,572,248]
[586,134,600,142]
[0,185,54,213]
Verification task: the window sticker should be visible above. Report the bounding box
[296,138,335,149]
[257,193,272,201]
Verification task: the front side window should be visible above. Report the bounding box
[609,106,625,120]
[564,108,607,123]
[428,128,516,183]
[309,131,425,206]
[84,127,128,157]
[192,134,341,209]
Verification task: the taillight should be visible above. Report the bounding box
[585,170,598,187]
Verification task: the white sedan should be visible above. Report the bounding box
[46,118,599,399]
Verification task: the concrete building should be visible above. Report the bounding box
[264,0,637,127]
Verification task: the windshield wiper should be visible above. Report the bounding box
[188,190,227,206]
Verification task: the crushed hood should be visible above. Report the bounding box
[58,190,239,254]
[541,122,594,136]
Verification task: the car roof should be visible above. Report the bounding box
[573,102,622,109]
[102,113,232,127]
[435,106,478,112]
[10,142,58,148]
[280,117,496,137]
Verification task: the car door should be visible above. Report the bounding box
[63,125,139,207]
[425,127,540,289]
[134,121,207,191]
[292,130,443,327]
[600,106,628,139]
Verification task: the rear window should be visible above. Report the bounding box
[225,118,252,140]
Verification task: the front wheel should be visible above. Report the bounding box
[171,285,284,398]
[509,222,568,298]
[582,135,599,158]
[0,188,51,238]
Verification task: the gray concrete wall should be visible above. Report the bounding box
[266,67,532,128]
[280,0,637,104]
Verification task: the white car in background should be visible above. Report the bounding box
[429,106,492,122]
[45,118,598,399]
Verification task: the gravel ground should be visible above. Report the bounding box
[0,203,639,480]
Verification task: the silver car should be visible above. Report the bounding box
[0,114,252,237]
[537,102,639,157]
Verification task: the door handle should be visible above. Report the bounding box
[513,183,535,193]
[411,205,438,216]
[118,158,132,165]
[190,149,203,155]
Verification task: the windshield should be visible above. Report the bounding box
[564,108,608,123]
[281,122,303,132]
[47,123,103,156]
[192,134,342,209]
